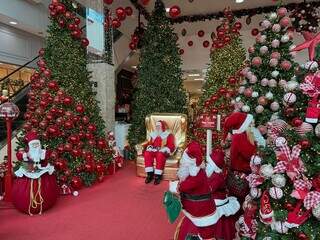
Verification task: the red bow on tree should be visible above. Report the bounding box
[292,31,320,61]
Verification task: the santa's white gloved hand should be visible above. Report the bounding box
[169,181,179,194]
[146,145,153,151]
[159,147,171,154]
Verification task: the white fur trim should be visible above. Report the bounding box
[232,114,253,134]
[145,167,153,173]
[169,181,179,194]
[189,166,200,176]
[183,209,221,227]
[215,196,240,217]
[154,169,163,175]
[22,152,28,162]
[181,151,196,165]
[260,209,274,219]
[305,117,318,124]
[205,154,222,177]
[15,163,54,179]
[284,221,299,229]
[28,139,40,147]
[159,147,171,154]
[149,130,171,140]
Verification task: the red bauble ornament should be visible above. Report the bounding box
[228,76,237,84]
[299,139,311,149]
[39,120,48,129]
[297,232,308,240]
[104,0,113,4]
[75,104,85,113]
[234,22,242,30]
[217,41,224,48]
[169,5,181,18]
[56,3,66,14]
[64,143,73,152]
[141,0,150,5]
[58,19,66,28]
[97,139,107,149]
[179,49,184,55]
[64,120,74,129]
[50,10,58,17]
[292,117,303,127]
[44,69,51,78]
[132,35,139,43]
[284,107,295,117]
[81,38,89,47]
[251,28,259,36]
[71,148,82,158]
[49,4,55,11]
[38,48,45,56]
[203,40,210,48]
[74,17,81,25]
[231,28,239,34]
[187,40,193,47]
[82,116,90,124]
[85,163,95,173]
[223,36,231,44]
[217,30,225,39]
[125,7,133,16]
[48,125,58,135]
[67,23,76,31]
[71,29,82,39]
[71,176,82,190]
[96,163,105,173]
[87,123,97,132]
[54,158,67,171]
[64,11,71,19]
[116,7,126,21]
[198,30,205,38]
[129,42,136,50]
[112,19,121,29]
[63,96,73,105]
[284,202,294,211]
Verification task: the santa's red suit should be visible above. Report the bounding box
[172,141,221,240]
[144,120,175,184]
[206,149,240,240]
[13,131,59,215]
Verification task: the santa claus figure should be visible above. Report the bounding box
[170,141,221,240]
[13,131,58,215]
[206,149,240,240]
[144,120,175,185]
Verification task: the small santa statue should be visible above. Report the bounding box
[144,120,175,185]
[13,131,58,215]
[206,149,240,240]
[170,141,221,240]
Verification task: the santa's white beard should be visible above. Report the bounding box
[177,164,190,182]
[28,147,42,163]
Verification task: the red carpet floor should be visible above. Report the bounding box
[0,162,177,240]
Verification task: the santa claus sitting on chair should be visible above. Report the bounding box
[144,120,175,185]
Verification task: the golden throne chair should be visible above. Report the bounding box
[135,113,188,180]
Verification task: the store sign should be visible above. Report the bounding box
[86,8,104,56]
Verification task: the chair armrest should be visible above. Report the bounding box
[135,141,149,156]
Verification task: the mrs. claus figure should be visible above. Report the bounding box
[13,131,59,215]
[144,120,175,185]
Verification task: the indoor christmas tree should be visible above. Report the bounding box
[16,0,112,191]
[128,0,187,146]
[191,8,246,148]
[236,12,320,239]
[236,6,298,126]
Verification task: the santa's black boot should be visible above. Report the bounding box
[145,172,154,184]
[154,174,162,185]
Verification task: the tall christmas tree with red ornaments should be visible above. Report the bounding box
[191,8,246,148]
[235,7,320,240]
[16,0,112,191]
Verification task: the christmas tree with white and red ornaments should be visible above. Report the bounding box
[16,0,113,191]
[236,7,320,240]
[191,8,246,148]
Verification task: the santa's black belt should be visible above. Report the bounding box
[180,192,211,202]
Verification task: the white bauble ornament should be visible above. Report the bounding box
[270,101,280,111]
[283,92,297,105]
[272,24,281,33]
[266,91,274,100]
[286,80,299,91]
[252,91,259,98]
[275,136,287,147]
[269,58,278,67]
[305,61,319,71]
[279,79,287,88]
[249,75,258,84]
[260,46,269,54]
[271,221,288,234]
[268,79,277,87]
[250,188,262,199]
[261,20,272,29]
[281,35,289,43]
[295,122,314,137]
[235,96,241,102]
[240,79,247,85]
[239,86,245,94]
[242,105,250,112]
[231,99,236,105]
[271,70,280,78]
[272,39,280,48]
[269,12,278,20]
[269,187,283,199]
[246,71,253,79]
[242,67,250,75]
[260,35,267,43]
[272,174,286,188]
[261,78,269,86]
[315,124,320,138]
[255,105,264,114]
[312,203,320,220]
[73,191,79,197]
[260,164,274,178]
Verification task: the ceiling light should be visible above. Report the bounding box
[131,65,137,69]
[188,74,200,77]
[166,8,170,13]
[194,78,204,81]
[9,21,17,25]
[235,0,244,3]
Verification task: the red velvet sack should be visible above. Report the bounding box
[12,173,59,215]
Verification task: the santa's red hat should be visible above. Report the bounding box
[224,112,253,139]
[25,131,40,146]
[209,149,225,172]
[186,141,203,166]
[156,120,167,132]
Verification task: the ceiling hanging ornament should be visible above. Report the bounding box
[141,0,150,5]
[169,5,181,18]
[198,30,205,37]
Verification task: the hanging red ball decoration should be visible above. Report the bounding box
[299,139,311,149]
[297,232,308,240]
[187,40,193,47]
[169,5,181,18]
[81,38,89,47]
[141,0,150,5]
[103,0,113,4]
[198,30,205,38]
[125,6,133,16]
[112,19,121,29]
[71,176,83,190]
[228,76,237,84]
[129,42,136,50]
[292,117,303,127]
[234,22,242,30]
[203,40,210,48]
[75,104,85,113]
[251,28,259,36]
[179,49,184,55]
[74,17,81,25]
[116,7,126,21]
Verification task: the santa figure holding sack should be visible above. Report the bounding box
[170,141,222,240]
[144,120,175,185]
[206,148,240,240]
[223,112,265,202]
[13,131,59,215]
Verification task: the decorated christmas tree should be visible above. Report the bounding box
[191,8,246,148]
[236,7,298,126]
[236,10,320,240]
[128,0,187,146]
[16,0,112,191]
